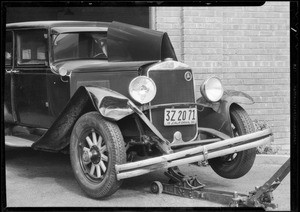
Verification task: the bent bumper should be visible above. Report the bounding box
[115,128,273,180]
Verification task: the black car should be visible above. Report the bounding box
[4,21,272,198]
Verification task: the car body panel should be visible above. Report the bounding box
[108,21,177,62]
[52,60,156,98]
[197,103,232,137]
[13,67,55,128]
[222,90,254,105]
[70,70,137,98]
[46,70,70,118]
[52,60,158,74]
[32,86,93,151]
[7,20,177,64]
[4,68,15,123]
[197,90,255,137]
[32,86,154,151]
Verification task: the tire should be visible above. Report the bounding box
[209,105,256,179]
[151,181,163,194]
[70,111,126,198]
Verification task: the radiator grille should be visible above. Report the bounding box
[148,69,197,142]
[149,69,195,105]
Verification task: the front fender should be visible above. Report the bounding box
[86,87,134,121]
[222,90,254,105]
[197,90,254,137]
[32,86,134,152]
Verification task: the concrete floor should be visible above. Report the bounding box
[5,146,290,210]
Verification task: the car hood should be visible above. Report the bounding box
[52,60,158,73]
[107,21,177,62]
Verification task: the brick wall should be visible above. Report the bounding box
[152,2,290,154]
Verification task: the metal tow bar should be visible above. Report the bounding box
[150,158,290,209]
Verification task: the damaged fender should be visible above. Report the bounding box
[32,86,171,153]
[87,87,134,121]
[32,86,135,152]
[197,90,254,137]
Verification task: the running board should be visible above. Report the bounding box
[5,136,35,148]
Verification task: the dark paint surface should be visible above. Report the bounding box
[197,104,232,137]
[5,31,15,123]
[32,87,92,151]
[70,70,138,98]
[197,90,255,137]
[46,70,70,118]
[108,21,177,62]
[5,21,168,130]
[32,86,135,151]
[4,69,14,123]
[222,90,254,105]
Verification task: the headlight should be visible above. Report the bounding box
[200,77,224,102]
[129,76,157,104]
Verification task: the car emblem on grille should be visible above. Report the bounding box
[184,71,193,81]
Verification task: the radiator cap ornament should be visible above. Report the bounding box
[184,71,193,81]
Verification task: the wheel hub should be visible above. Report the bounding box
[90,146,101,164]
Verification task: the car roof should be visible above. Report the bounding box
[6,20,110,30]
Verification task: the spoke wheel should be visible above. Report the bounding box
[209,105,257,179]
[79,129,108,182]
[70,112,126,198]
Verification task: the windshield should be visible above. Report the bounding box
[53,32,107,62]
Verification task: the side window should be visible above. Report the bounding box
[16,29,48,65]
[5,31,13,66]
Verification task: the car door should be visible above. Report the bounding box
[4,30,16,123]
[12,28,54,128]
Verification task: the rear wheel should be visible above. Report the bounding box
[209,105,256,179]
[70,112,126,198]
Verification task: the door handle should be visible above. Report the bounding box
[11,69,20,73]
[5,69,12,73]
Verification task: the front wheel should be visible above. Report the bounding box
[70,112,126,198]
[209,105,256,179]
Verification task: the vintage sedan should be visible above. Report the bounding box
[4,21,272,198]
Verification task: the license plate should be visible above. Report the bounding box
[164,108,197,126]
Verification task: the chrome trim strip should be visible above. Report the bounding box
[142,102,197,111]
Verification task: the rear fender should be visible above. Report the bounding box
[32,86,134,152]
[197,90,254,137]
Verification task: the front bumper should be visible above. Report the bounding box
[115,128,272,180]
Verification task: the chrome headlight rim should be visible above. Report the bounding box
[129,76,157,104]
[200,76,224,102]
[58,66,68,76]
